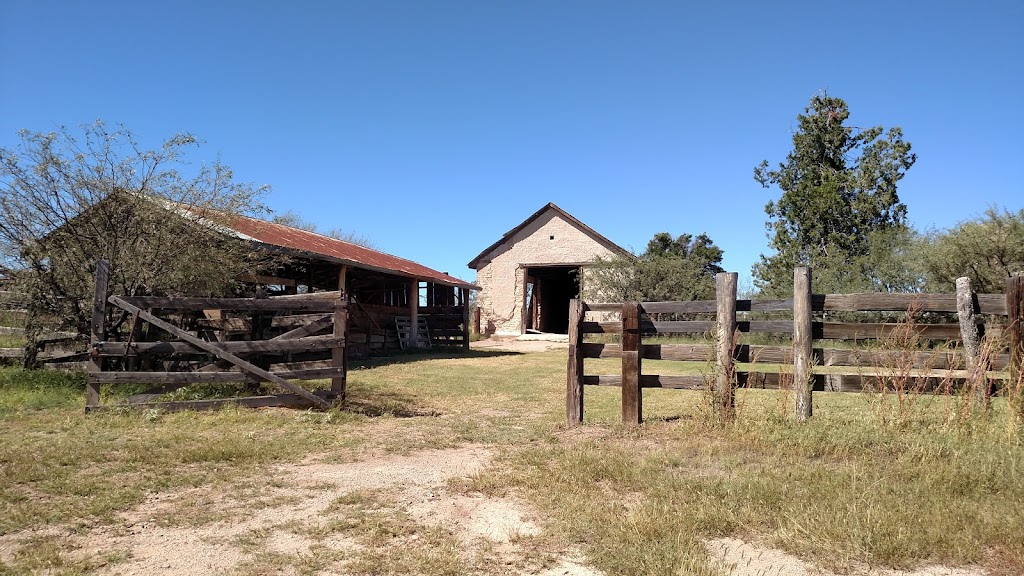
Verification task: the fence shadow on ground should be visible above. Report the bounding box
[350,348,522,369]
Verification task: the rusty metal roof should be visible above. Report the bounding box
[224,214,478,290]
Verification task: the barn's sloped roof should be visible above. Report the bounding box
[224,214,478,290]
[467,202,630,269]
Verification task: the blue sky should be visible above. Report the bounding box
[3,1,1021,289]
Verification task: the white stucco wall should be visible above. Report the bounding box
[474,210,620,335]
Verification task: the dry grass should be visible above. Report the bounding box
[0,348,1021,575]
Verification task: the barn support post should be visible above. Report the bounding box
[332,266,348,400]
[621,301,642,425]
[409,277,420,348]
[955,276,988,405]
[793,267,814,421]
[714,273,738,422]
[460,288,471,351]
[86,260,110,412]
[566,298,584,426]
[1007,275,1024,414]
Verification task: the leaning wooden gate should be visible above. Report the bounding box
[86,261,347,412]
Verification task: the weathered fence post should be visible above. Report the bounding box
[332,266,349,403]
[715,273,738,422]
[1008,276,1024,404]
[793,267,813,421]
[566,299,585,426]
[86,260,110,412]
[621,301,642,425]
[461,288,471,351]
[955,276,988,404]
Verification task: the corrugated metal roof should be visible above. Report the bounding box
[224,214,478,290]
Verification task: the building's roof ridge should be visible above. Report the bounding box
[467,202,630,269]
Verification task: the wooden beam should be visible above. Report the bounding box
[86,260,110,411]
[237,274,298,287]
[332,266,348,400]
[94,335,344,356]
[409,278,420,348]
[107,296,331,408]
[621,301,642,425]
[566,299,584,426]
[116,294,338,311]
[1008,276,1024,397]
[793,267,814,421]
[714,272,738,422]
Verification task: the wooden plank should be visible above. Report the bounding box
[817,322,965,340]
[643,344,714,361]
[88,367,343,384]
[642,320,715,334]
[820,292,1007,315]
[93,335,344,356]
[566,298,585,426]
[582,321,621,334]
[461,288,470,352]
[621,302,642,425]
[86,260,109,411]
[107,296,331,408]
[116,295,337,312]
[715,272,738,421]
[582,374,707,389]
[793,267,813,421]
[583,302,623,313]
[640,301,716,314]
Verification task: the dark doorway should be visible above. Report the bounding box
[524,266,580,334]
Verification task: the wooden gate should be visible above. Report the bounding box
[86,260,347,412]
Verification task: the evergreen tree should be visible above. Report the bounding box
[753,93,916,295]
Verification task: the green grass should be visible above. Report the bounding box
[0,351,1022,575]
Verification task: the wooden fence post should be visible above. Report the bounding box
[715,273,738,422]
[955,276,988,404]
[793,267,813,421]
[86,260,110,412]
[621,301,642,425]
[332,265,349,403]
[566,298,584,426]
[1008,276,1024,401]
[461,288,471,351]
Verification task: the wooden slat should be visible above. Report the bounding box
[107,296,331,408]
[817,322,966,340]
[819,293,1007,315]
[93,335,343,356]
[582,374,707,389]
[581,302,621,312]
[640,301,716,314]
[116,295,337,312]
[88,367,343,384]
[644,343,713,361]
[101,392,335,413]
[582,321,620,334]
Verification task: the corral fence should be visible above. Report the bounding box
[87,260,347,412]
[566,268,1024,425]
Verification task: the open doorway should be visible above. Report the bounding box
[523,266,581,334]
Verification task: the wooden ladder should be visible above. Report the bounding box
[395,316,431,349]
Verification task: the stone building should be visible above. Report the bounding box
[468,203,629,336]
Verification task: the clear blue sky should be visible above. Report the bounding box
[3,1,1021,289]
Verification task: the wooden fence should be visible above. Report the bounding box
[87,261,347,412]
[567,269,1024,425]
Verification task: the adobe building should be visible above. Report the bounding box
[468,203,629,336]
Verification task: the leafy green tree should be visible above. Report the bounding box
[585,232,724,302]
[0,121,275,362]
[920,207,1024,293]
[753,93,916,295]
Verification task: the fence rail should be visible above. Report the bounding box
[86,260,347,413]
[567,269,1024,425]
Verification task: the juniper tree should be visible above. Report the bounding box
[753,93,916,295]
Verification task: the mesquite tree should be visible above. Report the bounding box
[0,121,276,364]
[753,93,917,295]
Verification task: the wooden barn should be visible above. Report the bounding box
[220,214,479,355]
[468,203,629,336]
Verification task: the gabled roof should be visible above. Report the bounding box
[222,214,479,290]
[467,202,630,269]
